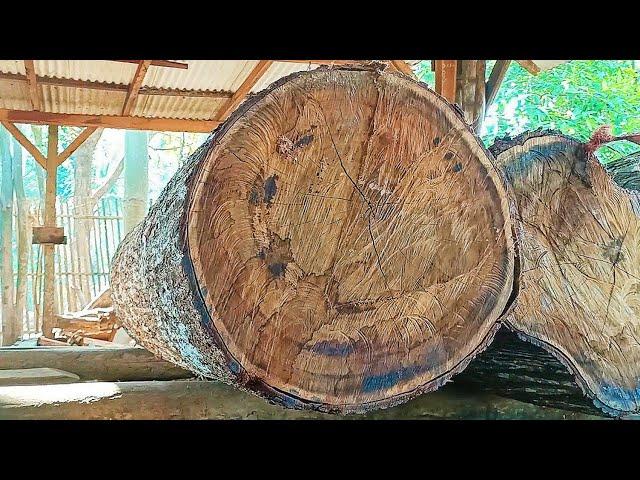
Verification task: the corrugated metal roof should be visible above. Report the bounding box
[0,60,569,129]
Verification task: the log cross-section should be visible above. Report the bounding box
[23,60,41,111]
[213,60,274,121]
[122,60,152,116]
[111,66,515,414]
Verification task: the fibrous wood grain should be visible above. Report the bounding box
[111,66,515,413]
[491,130,640,416]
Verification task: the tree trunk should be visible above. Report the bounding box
[455,60,486,132]
[123,131,148,235]
[488,130,640,417]
[0,127,17,346]
[111,66,515,414]
[71,128,103,308]
[12,138,27,340]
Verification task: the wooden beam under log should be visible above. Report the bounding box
[0,346,191,381]
[0,109,219,133]
[0,380,603,420]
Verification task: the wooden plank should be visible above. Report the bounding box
[0,109,219,133]
[32,226,66,245]
[0,346,191,381]
[279,60,362,66]
[434,60,458,103]
[0,368,79,386]
[122,60,152,116]
[213,60,274,121]
[485,60,511,107]
[37,337,68,346]
[0,381,604,420]
[0,121,46,168]
[0,72,233,98]
[113,60,189,70]
[516,60,541,75]
[23,60,41,111]
[56,127,99,166]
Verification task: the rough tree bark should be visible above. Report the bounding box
[111,66,515,413]
[486,130,640,417]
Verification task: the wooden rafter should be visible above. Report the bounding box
[122,60,152,116]
[0,109,218,133]
[0,121,46,168]
[516,60,540,75]
[280,60,362,66]
[434,60,458,103]
[23,60,41,111]
[56,127,99,166]
[113,60,189,70]
[389,60,415,77]
[213,60,274,122]
[485,60,511,107]
[0,72,232,98]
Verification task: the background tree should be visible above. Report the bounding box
[123,131,149,234]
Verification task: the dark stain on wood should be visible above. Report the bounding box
[264,175,278,205]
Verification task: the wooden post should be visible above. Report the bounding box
[434,60,458,103]
[42,125,58,338]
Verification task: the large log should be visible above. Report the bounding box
[0,380,602,420]
[488,130,640,417]
[0,346,192,381]
[111,65,515,413]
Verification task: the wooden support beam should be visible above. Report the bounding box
[42,125,58,339]
[279,60,362,66]
[485,60,511,107]
[0,109,219,133]
[0,368,79,386]
[516,60,541,75]
[23,60,41,111]
[0,380,603,420]
[113,60,189,70]
[390,60,415,77]
[0,72,233,98]
[122,60,152,116]
[434,60,458,103]
[0,346,191,381]
[0,121,46,168]
[213,60,274,121]
[56,127,98,166]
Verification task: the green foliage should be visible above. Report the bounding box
[416,60,640,164]
[482,60,640,163]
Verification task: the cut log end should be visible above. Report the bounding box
[112,67,515,413]
[492,131,640,416]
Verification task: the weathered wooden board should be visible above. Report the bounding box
[0,380,603,420]
[0,368,80,386]
[0,346,192,382]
